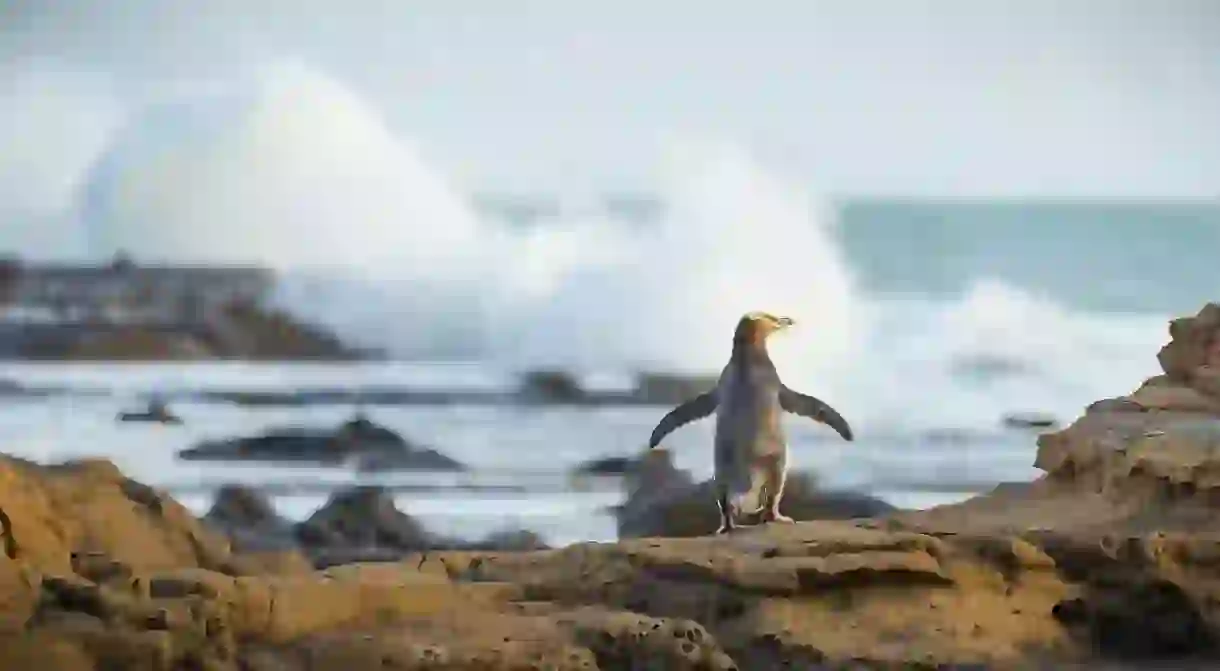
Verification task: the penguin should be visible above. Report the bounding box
[647,311,853,534]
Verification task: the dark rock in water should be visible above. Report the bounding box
[180,428,351,464]
[353,447,466,473]
[202,485,297,552]
[205,484,281,528]
[116,399,182,425]
[518,369,586,402]
[295,486,432,565]
[615,448,894,538]
[177,413,466,471]
[1002,412,1059,430]
[194,483,549,569]
[572,454,638,476]
[0,378,27,396]
[631,372,718,405]
[291,485,550,567]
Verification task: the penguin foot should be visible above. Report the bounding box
[715,522,737,535]
[764,512,795,524]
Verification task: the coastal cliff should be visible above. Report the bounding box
[0,257,368,361]
[2,304,1220,668]
[15,300,366,361]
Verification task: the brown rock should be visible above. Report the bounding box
[0,444,1216,668]
[1156,302,1220,401]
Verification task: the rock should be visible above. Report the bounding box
[1001,411,1059,430]
[116,400,182,426]
[351,448,467,473]
[1127,377,1220,414]
[211,298,367,361]
[517,369,586,402]
[40,329,216,360]
[1065,305,1220,420]
[293,486,432,567]
[0,443,1211,668]
[197,484,551,570]
[201,486,298,554]
[178,414,466,471]
[1159,303,1220,378]
[180,429,349,465]
[10,292,367,362]
[895,408,1220,537]
[571,454,637,476]
[631,372,718,404]
[0,378,29,396]
[615,449,895,538]
[293,487,549,567]
[204,485,281,530]
[1155,302,1220,401]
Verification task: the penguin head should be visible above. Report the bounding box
[734,311,795,344]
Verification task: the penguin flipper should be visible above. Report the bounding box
[648,391,718,448]
[779,386,854,441]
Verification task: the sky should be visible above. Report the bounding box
[2,0,1219,201]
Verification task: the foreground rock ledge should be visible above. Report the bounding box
[1,438,1220,670]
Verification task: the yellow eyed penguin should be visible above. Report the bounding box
[647,311,853,534]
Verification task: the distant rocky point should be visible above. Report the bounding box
[0,253,369,361]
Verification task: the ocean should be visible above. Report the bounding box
[7,192,1217,547]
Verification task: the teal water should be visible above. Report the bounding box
[839,200,1220,314]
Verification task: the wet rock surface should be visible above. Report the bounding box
[178,415,466,471]
[8,304,1220,668]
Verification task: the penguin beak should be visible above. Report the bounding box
[777,316,795,329]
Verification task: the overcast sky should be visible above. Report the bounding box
[3,0,1219,198]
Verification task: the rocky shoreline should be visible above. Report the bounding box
[8,299,370,362]
[2,303,1220,669]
